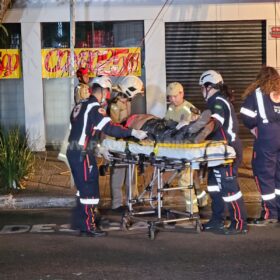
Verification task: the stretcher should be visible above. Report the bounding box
[102,138,236,239]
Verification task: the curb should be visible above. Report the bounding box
[0,195,75,209]
[0,191,261,210]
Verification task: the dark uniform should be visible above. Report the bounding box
[206,92,247,231]
[66,95,132,233]
[241,88,280,220]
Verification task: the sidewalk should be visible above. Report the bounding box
[0,149,261,213]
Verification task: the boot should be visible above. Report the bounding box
[202,219,224,231]
[80,228,108,237]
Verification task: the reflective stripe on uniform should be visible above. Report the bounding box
[78,102,99,145]
[240,107,257,118]
[216,97,236,142]
[213,169,220,175]
[223,191,242,202]
[186,199,198,205]
[207,185,220,192]
[80,198,100,205]
[95,117,111,130]
[212,113,224,125]
[262,192,276,201]
[275,189,280,196]
[197,190,207,199]
[256,88,269,124]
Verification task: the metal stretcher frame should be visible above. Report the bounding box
[103,138,235,239]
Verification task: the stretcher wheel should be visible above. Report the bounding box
[195,220,202,233]
[121,215,131,231]
[148,223,157,240]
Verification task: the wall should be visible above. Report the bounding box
[3,0,280,150]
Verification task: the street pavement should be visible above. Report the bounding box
[0,208,280,280]
[0,148,275,280]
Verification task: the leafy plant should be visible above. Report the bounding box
[0,126,35,192]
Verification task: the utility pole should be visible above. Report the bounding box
[70,0,76,110]
[69,0,76,188]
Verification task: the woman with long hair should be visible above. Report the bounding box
[240,66,280,225]
[199,70,248,235]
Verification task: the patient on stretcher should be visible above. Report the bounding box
[124,110,213,144]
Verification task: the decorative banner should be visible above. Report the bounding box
[0,49,21,79]
[41,47,141,79]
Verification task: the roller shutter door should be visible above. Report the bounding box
[165,21,266,142]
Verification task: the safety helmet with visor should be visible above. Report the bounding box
[199,70,223,86]
[199,70,223,100]
[117,76,144,100]
[92,75,112,102]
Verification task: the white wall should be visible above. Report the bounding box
[4,0,280,149]
[21,22,46,151]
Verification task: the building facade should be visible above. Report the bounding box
[1,0,280,150]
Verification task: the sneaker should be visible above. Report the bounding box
[252,217,278,225]
[187,110,212,134]
[224,226,248,235]
[80,228,108,237]
[202,219,224,231]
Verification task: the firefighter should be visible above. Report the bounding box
[66,75,147,237]
[74,67,91,105]
[240,66,280,225]
[198,70,248,235]
[109,76,144,212]
[165,82,208,214]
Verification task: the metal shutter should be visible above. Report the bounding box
[165,20,266,142]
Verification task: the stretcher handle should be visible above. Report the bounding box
[204,141,228,160]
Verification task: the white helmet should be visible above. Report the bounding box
[118,76,144,99]
[199,70,223,86]
[92,76,112,93]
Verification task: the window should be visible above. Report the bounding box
[41,20,145,145]
[0,23,21,49]
[0,23,25,129]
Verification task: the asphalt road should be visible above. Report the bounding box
[0,208,280,280]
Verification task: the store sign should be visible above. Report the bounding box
[269,26,280,39]
[0,49,21,79]
[41,47,141,78]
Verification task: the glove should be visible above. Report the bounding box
[176,120,190,130]
[131,129,148,140]
[96,146,112,161]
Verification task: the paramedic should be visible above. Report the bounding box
[66,75,147,237]
[240,66,280,225]
[199,70,248,235]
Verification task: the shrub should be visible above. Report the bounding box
[0,126,35,192]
